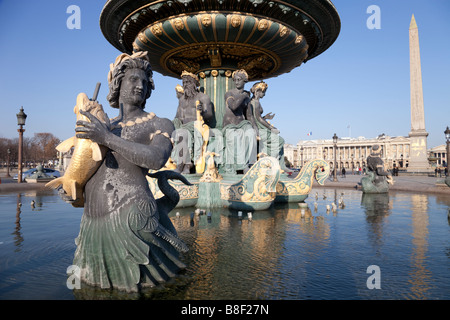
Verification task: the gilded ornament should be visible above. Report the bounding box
[137,32,148,44]
[200,152,222,182]
[279,26,290,37]
[275,159,330,201]
[252,81,268,93]
[220,157,280,203]
[174,18,184,31]
[201,14,212,27]
[295,34,304,44]
[211,70,218,77]
[258,19,269,31]
[231,15,241,28]
[199,72,206,79]
[150,23,163,36]
[225,70,232,77]
[181,70,199,82]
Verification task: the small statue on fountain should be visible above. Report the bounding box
[172,71,214,174]
[221,69,257,174]
[361,144,393,193]
[248,81,292,174]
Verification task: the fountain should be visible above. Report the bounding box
[99,0,341,210]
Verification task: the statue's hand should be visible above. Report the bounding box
[75,110,110,145]
[57,187,75,204]
[264,112,275,120]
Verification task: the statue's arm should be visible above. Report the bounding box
[375,165,390,176]
[371,157,389,176]
[174,102,182,121]
[199,94,213,121]
[263,112,275,120]
[107,118,174,170]
[253,102,278,132]
[225,91,249,112]
[76,110,174,170]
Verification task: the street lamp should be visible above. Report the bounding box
[16,107,27,183]
[6,148,11,177]
[300,146,304,169]
[332,133,338,182]
[445,126,450,174]
[351,153,354,175]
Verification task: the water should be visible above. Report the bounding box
[0,187,449,300]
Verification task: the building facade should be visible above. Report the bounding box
[285,134,413,172]
[428,144,447,168]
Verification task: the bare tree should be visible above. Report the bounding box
[0,133,60,168]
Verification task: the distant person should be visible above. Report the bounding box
[341,167,346,178]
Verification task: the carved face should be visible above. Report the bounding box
[174,18,184,30]
[255,89,266,99]
[233,74,246,90]
[201,14,212,27]
[182,76,198,98]
[120,68,149,107]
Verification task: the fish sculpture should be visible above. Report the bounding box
[46,83,109,207]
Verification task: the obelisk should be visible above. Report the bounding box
[408,14,430,173]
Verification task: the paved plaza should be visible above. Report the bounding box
[1,168,449,195]
[313,171,450,195]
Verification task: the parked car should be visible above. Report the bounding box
[13,168,61,180]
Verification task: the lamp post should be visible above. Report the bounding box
[445,126,450,174]
[16,107,27,183]
[6,148,11,177]
[300,146,304,169]
[333,133,338,182]
[351,153,354,175]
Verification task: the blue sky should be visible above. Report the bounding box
[0,0,449,148]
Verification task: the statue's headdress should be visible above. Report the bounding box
[371,144,381,154]
[107,51,150,84]
[232,69,248,82]
[181,70,200,86]
[106,51,153,109]
[251,81,268,94]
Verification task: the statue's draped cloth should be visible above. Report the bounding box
[221,120,257,172]
[171,119,203,166]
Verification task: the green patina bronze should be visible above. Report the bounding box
[148,157,331,210]
[275,159,330,203]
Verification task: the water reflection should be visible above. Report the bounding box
[1,188,449,300]
[409,194,430,300]
[13,194,24,251]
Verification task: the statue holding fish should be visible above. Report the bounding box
[52,52,189,292]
